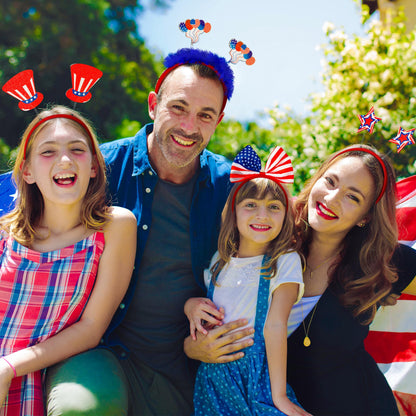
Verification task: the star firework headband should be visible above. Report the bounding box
[352,106,416,203]
[154,18,256,113]
[230,145,294,211]
[2,63,102,160]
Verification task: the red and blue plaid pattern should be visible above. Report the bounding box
[0,231,104,416]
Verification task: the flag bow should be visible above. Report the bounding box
[230,145,294,210]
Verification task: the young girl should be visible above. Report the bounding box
[0,105,136,415]
[185,146,311,416]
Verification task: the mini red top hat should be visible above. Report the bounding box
[2,69,44,111]
[66,63,103,103]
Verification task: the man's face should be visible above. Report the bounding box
[148,66,224,177]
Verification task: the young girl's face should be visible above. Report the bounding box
[235,193,285,257]
[22,120,96,209]
[307,156,374,239]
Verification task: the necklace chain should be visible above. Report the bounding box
[304,251,340,279]
[301,250,340,347]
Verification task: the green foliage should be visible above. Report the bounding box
[0,138,16,173]
[0,0,166,149]
[211,6,416,192]
[267,6,416,185]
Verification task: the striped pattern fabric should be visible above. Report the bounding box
[366,175,416,416]
[0,231,104,416]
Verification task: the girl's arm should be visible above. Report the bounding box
[264,282,312,416]
[184,297,224,340]
[0,206,136,403]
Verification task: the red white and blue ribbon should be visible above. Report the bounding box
[230,145,294,210]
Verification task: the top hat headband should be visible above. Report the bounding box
[154,19,256,113]
[2,63,103,159]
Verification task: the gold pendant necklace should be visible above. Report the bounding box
[302,301,318,347]
[301,251,340,347]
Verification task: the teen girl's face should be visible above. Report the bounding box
[236,194,285,257]
[307,156,375,240]
[23,120,96,209]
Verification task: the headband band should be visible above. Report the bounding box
[22,114,96,161]
[230,145,294,211]
[330,147,388,204]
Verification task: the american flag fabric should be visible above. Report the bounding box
[0,231,104,415]
[365,175,416,416]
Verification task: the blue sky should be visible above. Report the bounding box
[138,0,370,126]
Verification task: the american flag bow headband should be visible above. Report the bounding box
[230,145,294,210]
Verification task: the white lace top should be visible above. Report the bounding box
[204,251,304,337]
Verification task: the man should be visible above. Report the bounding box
[45,49,254,416]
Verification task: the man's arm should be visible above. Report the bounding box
[184,319,254,363]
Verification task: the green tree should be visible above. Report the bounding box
[265,5,416,188]
[211,5,416,193]
[0,0,168,151]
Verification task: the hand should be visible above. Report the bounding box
[184,297,224,340]
[274,395,313,416]
[184,319,254,363]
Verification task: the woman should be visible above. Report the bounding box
[286,144,416,415]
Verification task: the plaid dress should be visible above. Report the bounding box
[0,231,105,416]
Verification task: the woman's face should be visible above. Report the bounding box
[307,156,375,240]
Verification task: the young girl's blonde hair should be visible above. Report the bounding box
[0,105,110,245]
[211,177,298,283]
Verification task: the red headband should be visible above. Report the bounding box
[22,114,96,161]
[330,147,388,204]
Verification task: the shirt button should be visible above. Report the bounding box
[145,188,151,193]
[142,224,148,230]
[119,303,125,309]
[149,170,153,176]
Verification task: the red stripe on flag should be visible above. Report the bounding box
[397,207,416,241]
[365,331,416,363]
[397,175,416,203]
[398,294,416,301]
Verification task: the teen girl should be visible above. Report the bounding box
[185,146,311,416]
[0,105,136,415]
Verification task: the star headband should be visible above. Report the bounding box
[154,19,255,113]
[230,145,294,211]
[357,106,415,153]
[2,63,102,161]
[330,146,388,204]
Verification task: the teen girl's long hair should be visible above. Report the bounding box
[0,105,110,246]
[211,177,299,283]
[294,144,398,324]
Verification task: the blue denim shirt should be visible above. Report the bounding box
[99,123,231,344]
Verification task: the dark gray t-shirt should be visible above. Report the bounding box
[115,175,205,387]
